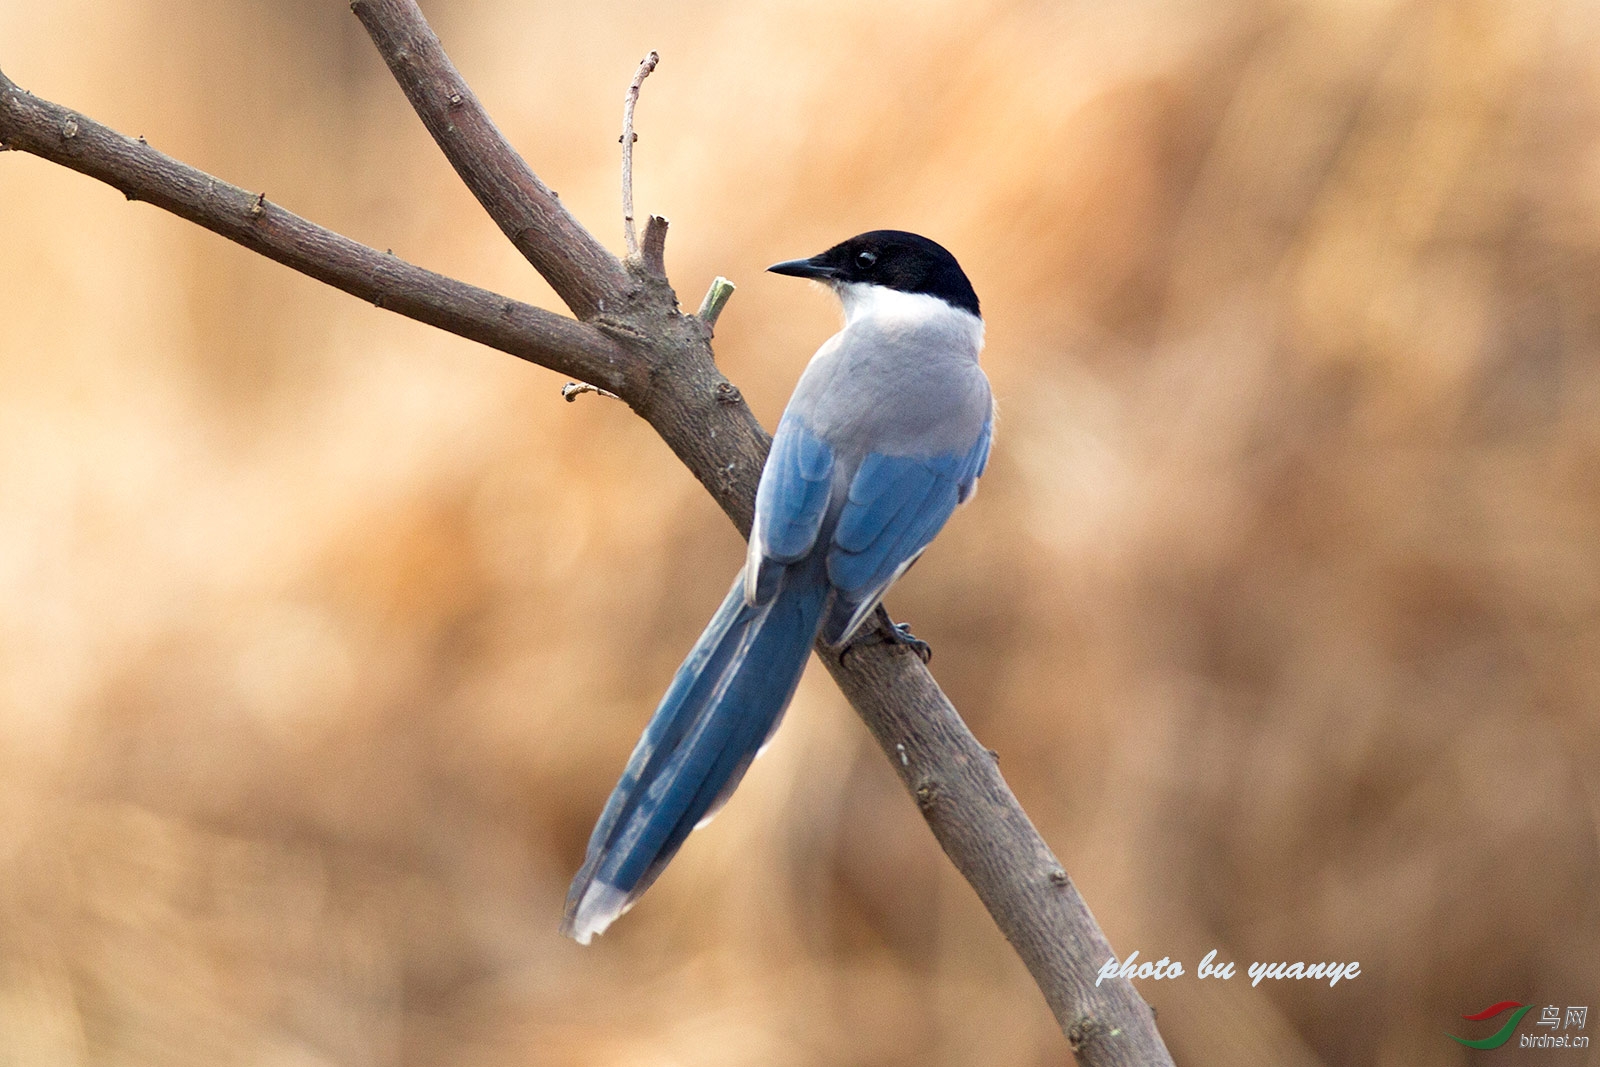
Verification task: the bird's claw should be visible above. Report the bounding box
[886,622,933,663]
[841,620,933,665]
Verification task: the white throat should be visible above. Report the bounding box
[835,282,985,352]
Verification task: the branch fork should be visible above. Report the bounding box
[0,6,1171,1062]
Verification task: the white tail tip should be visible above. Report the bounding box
[565,882,631,945]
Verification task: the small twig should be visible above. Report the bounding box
[561,381,620,402]
[620,50,659,258]
[696,276,736,329]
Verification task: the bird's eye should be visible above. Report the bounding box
[856,251,877,269]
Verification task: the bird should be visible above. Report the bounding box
[561,230,993,944]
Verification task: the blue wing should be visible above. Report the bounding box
[821,418,992,644]
[960,417,993,503]
[746,414,834,603]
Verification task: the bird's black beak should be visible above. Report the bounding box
[767,255,839,281]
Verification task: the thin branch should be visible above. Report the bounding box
[1,9,1174,1062]
[696,276,736,329]
[0,68,637,395]
[621,50,659,258]
[350,0,632,320]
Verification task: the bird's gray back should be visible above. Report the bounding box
[787,307,990,470]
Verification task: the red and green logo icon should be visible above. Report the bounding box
[1448,1001,1534,1049]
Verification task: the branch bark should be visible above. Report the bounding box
[0,10,1173,1063]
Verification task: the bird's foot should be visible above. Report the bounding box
[842,619,933,665]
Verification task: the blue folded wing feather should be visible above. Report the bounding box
[748,416,834,603]
[833,455,937,554]
[822,419,992,644]
[759,415,834,561]
[827,428,988,597]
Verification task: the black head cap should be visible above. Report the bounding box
[768,230,980,318]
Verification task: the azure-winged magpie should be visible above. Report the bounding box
[562,230,993,944]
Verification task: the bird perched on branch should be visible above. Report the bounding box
[563,230,994,944]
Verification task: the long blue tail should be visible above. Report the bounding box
[561,559,828,943]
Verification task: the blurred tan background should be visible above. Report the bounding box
[2,0,1598,1064]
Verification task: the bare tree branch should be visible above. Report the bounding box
[820,651,1165,1064]
[0,67,636,395]
[0,9,1174,1063]
[350,0,632,320]
[621,50,660,258]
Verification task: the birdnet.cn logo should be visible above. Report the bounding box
[1448,1001,1589,1050]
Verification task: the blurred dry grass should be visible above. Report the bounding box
[1,0,1598,1064]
